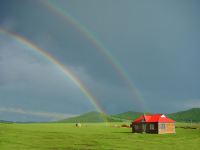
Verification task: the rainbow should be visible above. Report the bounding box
[42,0,146,111]
[0,28,108,122]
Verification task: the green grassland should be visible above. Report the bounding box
[0,122,200,150]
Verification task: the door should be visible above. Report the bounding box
[142,124,146,132]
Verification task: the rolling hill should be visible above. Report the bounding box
[59,111,123,123]
[59,111,146,123]
[167,108,200,122]
[0,120,13,123]
[60,108,200,123]
[111,111,143,121]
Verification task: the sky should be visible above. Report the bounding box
[0,0,200,122]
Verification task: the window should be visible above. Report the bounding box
[160,124,166,129]
[150,124,154,130]
[134,125,139,130]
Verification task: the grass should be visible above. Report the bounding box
[0,122,200,150]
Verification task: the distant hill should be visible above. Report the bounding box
[111,111,143,121]
[167,108,200,122]
[60,111,150,123]
[59,111,123,123]
[0,120,13,123]
[56,108,200,123]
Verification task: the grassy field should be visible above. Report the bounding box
[0,122,200,150]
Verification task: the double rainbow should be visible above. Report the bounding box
[0,28,108,122]
[42,0,146,111]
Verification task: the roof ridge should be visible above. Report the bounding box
[132,114,175,123]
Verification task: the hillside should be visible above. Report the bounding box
[59,111,123,123]
[0,120,13,123]
[60,111,150,123]
[59,108,200,123]
[168,108,200,122]
[111,111,143,121]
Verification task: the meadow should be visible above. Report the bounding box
[0,122,200,150]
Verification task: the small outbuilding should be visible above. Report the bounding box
[131,114,175,134]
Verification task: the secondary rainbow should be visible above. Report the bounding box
[42,0,146,111]
[0,28,108,122]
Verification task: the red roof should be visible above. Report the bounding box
[132,114,175,123]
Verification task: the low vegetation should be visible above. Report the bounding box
[0,122,200,150]
[0,108,200,149]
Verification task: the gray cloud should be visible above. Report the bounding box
[0,0,200,121]
[0,37,95,116]
[0,107,76,120]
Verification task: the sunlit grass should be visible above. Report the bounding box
[0,122,199,150]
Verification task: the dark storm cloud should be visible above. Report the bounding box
[0,0,200,121]
[0,39,95,117]
[0,0,127,87]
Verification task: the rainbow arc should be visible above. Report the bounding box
[0,28,108,122]
[42,0,146,111]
